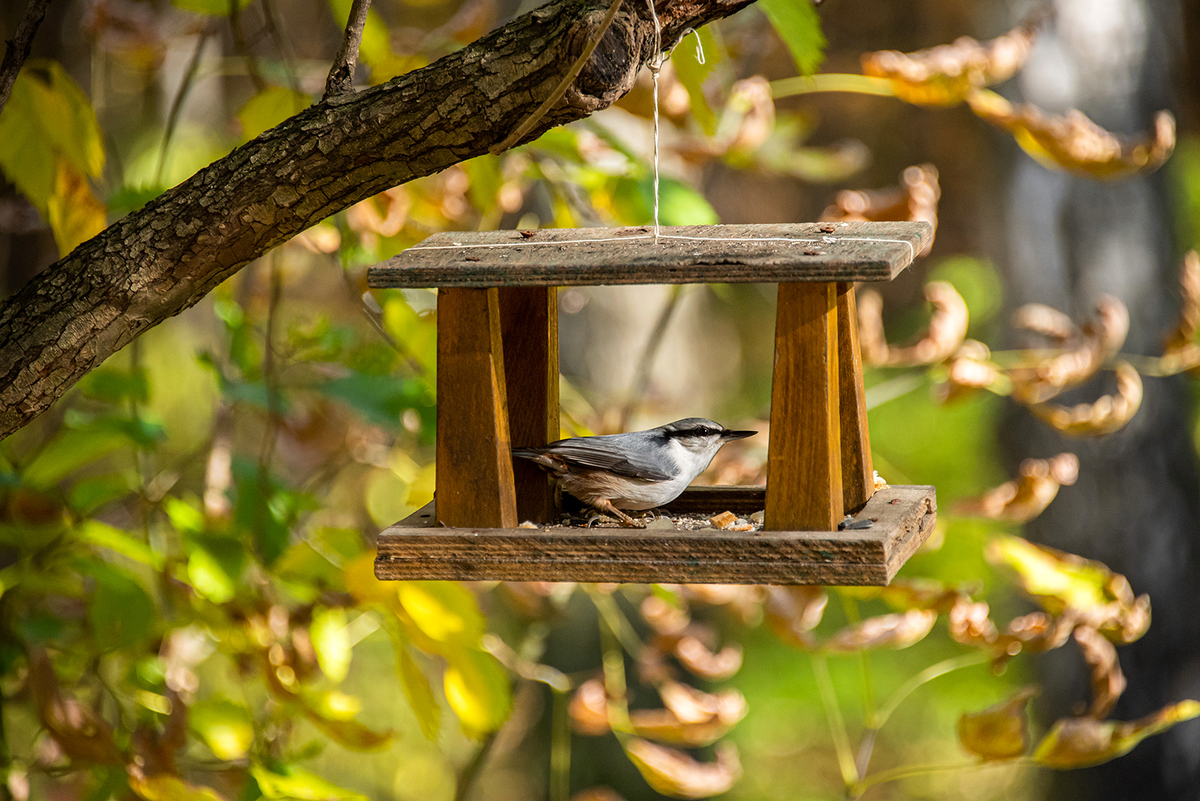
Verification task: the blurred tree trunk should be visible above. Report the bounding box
[1000,0,1200,798]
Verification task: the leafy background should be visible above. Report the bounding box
[1,0,1199,799]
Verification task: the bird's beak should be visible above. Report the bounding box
[721,429,757,441]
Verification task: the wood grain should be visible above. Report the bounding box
[373,485,937,585]
[367,222,932,288]
[837,283,875,513]
[499,287,560,523]
[435,288,518,528]
[765,283,842,532]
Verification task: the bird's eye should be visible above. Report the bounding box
[696,427,712,436]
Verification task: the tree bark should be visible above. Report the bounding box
[0,0,756,440]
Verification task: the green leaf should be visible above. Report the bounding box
[757,0,826,76]
[130,773,230,801]
[68,473,138,514]
[78,521,165,570]
[396,581,485,646]
[310,607,352,683]
[84,560,156,649]
[396,642,440,740]
[611,176,719,227]
[79,367,150,404]
[315,373,430,429]
[443,646,512,736]
[171,0,251,15]
[238,86,311,142]
[190,698,255,760]
[165,497,207,534]
[186,537,246,603]
[250,764,367,800]
[670,27,721,135]
[21,427,129,488]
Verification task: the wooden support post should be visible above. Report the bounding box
[766,282,842,531]
[837,283,875,512]
[499,287,560,523]
[435,288,518,529]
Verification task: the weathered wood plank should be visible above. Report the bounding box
[499,287,560,523]
[373,485,936,585]
[435,288,518,528]
[766,283,842,532]
[367,222,932,288]
[837,283,875,513]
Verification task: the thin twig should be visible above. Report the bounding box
[324,0,373,99]
[255,257,283,538]
[490,0,626,153]
[453,731,499,801]
[156,25,213,185]
[0,0,53,115]
[618,284,685,431]
[258,0,301,94]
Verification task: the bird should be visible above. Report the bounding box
[512,418,757,527]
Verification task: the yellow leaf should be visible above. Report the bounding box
[189,698,254,760]
[238,86,311,142]
[397,581,485,645]
[47,161,107,256]
[986,535,1111,613]
[443,646,512,735]
[958,687,1037,761]
[396,641,440,740]
[130,772,230,801]
[311,606,352,683]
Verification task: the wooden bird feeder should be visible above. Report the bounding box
[366,221,937,585]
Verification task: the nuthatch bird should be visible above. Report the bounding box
[513,418,756,526]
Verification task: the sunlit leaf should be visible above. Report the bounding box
[570,678,612,736]
[757,0,826,76]
[305,707,393,751]
[21,426,128,488]
[987,535,1112,613]
[967,91,1174,179]
[78,521,165,570]
[673,636,742,681]
[825,609,937,653]
[130,772,229,801]
[238,86,311,142]
[344,553,396,606]
[611,176,719,227]
[190,698,255,760]
[947,598,998,647]
[820,164,940,256]
[250,764,367,800]
[954,453,1078,523]
[311,607,352,683]
[68,472,138,514]
[186,538,245,604]
[861,13,1043,107]
[1034,701,1200,769]
[958,687,1037,761]
[443,646,512,735]
[882,281,968,366]
[764,586,827,650]
[1009,295,1129,405]
[397,581,485,646]
[625,739,741,799]
[1029,362,1144,438]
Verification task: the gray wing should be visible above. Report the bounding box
[540,436,673,482]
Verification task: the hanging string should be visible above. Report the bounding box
[413,10,919,264]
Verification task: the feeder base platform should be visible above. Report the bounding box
[374,484,936,585]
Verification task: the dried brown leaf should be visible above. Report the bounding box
[958,686,1038,761]
[825,609,938,653]
[885,281,969,366]
[821,164,940,254]
[674,636,743,681]
[1034,701,1200,769]
[1074,626,1126,719]
[1011,296,1129,404]
[995,612,1076,659]
[764,586,827,649]
[570,678,612,736]
[1030,362,1143,437]
[967,92,1175,179]
[856,290,889,366]
[1163,250,1200,356]
[28,649,124,766]
[949,599,999,647]
[628,683,747,747]
[954,452,1078,523]
[1012,304,1078,343]
[625,739,742,799]
[641,596,691,637]
[861,13,1045,107]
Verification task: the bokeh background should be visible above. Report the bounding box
[2,0,1199,799]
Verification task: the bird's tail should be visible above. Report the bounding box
[512,448,566,475]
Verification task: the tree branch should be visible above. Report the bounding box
[0,0,757,440]
[323,0,373,99]
[0,0,53,115]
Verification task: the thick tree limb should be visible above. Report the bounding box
[0,0,756,439]
[0,0,53,114]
